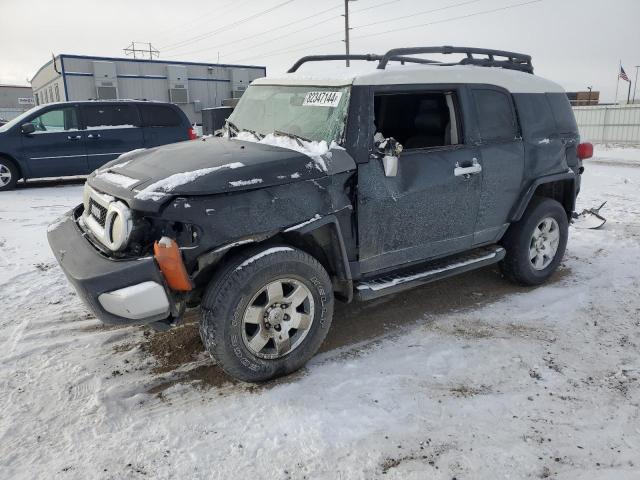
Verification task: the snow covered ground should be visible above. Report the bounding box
[1,149,639,479]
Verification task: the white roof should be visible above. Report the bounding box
[251,64,564,94]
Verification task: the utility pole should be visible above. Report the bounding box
[587,86,592,106]
[343,0,357,67]
[633,66,640,104]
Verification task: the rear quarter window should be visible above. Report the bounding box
[513,93,556,141]
[546,93,578,134]
[472,88,518,142]
[140,105,183,127]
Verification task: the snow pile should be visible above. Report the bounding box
[135,162,245,200]
[94,171,139,189]
[233,132,330,172]
[228,178,263,187]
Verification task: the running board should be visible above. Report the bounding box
[355,246,505,301]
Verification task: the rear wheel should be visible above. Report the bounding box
[500,197,569,285]
[0,157,19,191]
[199,246,334,382]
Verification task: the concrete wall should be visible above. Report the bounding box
[573,104,640,145]
[31,55,265,124]
[0,85,34,120]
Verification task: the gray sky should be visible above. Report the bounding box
[1,0,638,102]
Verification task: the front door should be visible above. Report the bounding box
[21,106,89,177]
[357,88,482,274]
[81,103,144,171]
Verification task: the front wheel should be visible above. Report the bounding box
[0,157,19,191]
[500,197,569,286]
[199,246,334,382]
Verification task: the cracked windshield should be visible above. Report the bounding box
[227,85,350,144]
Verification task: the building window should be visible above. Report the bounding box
[55,84,60,102]
[35,93,40,105]
[44,89,49,104]
[49,87,54,104]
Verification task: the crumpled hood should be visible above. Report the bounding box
[87,137,334,211]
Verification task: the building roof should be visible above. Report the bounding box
[0,84,32,89]
[252,64,565,94]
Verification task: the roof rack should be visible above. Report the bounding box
[287,54,439,73]
[287,45,534,74]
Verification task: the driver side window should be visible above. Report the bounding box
[29,108,79,133]
[374,91,461,150]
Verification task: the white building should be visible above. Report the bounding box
[30,54,266,123]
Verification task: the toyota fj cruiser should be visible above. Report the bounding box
[48,47,592,382]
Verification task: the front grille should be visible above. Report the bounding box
[89,199,107,227]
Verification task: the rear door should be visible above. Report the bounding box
[139,104,188,147]
[470,86,525,245]
[20,105,89,177]
[81,103,144,171]
[357,86,482,274]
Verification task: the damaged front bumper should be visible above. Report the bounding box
[47,205,180,326]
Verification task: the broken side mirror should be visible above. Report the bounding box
[374,133,403,177]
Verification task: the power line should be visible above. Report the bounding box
[165,4,343,59]
[353,0,485,30]
[229,0,543,64]
[216,0,406,62]
[352,0,543,40]
[160,0,296,53]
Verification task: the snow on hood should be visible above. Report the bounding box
[134,162,245,200]
[232,132,331,172]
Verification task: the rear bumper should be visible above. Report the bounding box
[47,205,174,325]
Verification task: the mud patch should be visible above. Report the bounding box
[449,384,492,398]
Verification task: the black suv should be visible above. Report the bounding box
[48,47,592,382]
[0,100,195,190]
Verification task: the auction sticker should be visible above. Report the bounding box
[303,91,343,107]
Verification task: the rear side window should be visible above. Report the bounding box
[83,104,139,129]
[139,105,182,127]
[513,93,556,141]
[546,93,578,133]
[472,89,518,142]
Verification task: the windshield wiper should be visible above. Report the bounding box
[225,119,239,137]
[273,129,311,147]
[242,128,263,141]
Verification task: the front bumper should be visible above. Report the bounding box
[47,205,175,325]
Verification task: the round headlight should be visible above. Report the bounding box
[105,201,132,251]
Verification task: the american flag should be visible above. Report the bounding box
[619,66,630,82]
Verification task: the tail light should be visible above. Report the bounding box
[188,127,198,140]
[577,142,593,160]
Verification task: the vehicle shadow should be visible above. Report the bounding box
[136,264,570,395]
[16,177,86,189]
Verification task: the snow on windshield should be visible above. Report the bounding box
[227,85,350,145]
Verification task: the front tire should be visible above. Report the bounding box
[500,197,569,286]
[0,157,19,191]
[199,246,334,382]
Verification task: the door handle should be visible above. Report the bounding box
[454,158,482,177]
[67,135,82,140]
[87,133,101,139]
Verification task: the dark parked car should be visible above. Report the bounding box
[0,100,196,190]
[48,46,592,382]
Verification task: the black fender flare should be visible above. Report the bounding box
[509,170,577,222]
[282,213,354,302]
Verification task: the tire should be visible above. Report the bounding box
[199,245,334,382]
[0,157,19,191]
[500,196,569,286]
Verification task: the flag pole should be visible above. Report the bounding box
[628,79,632,104]
[615,60,621,104]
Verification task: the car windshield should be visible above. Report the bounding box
[227,85,350,144]
[0,105,43,133]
